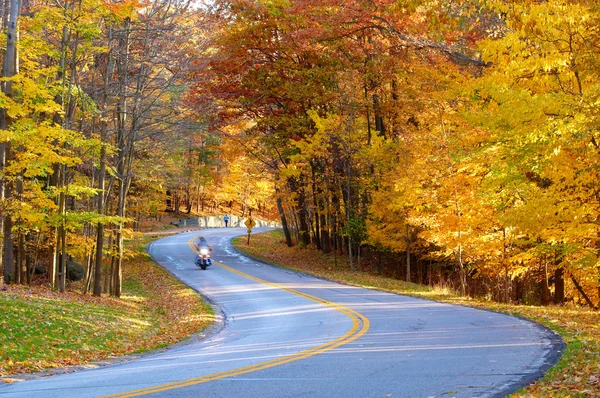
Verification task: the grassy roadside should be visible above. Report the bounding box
[233,230,599,397]
[0,234,214,380]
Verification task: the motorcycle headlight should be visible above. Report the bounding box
[200,248,209,255]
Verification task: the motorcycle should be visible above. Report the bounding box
[195,246,212,270]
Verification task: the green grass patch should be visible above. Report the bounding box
[1,235,215,378]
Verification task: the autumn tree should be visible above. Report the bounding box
[0,0,20,284]
[466,0,600,306]
[0,0,214,297]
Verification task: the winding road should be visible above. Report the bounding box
[0,228,562,398]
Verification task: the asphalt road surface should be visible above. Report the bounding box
[0,228,563,398]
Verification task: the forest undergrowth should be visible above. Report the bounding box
[233,230,600,398]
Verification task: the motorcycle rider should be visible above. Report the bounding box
[194,236,212,266]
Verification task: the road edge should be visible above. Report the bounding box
[0,237,226,385]
[229,233,566,398]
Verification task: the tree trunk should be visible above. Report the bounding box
[0,0,20,284]
[112,17,132,298]
[570,274,597,309]
[58,173,67,292]
[14,230,20,284]
[2,208,14,283]
[515,277,524,304]
[373,93,385,137]
[541,257,551,305]
[554,267,565,305]
[346,157,353,272]
[364,84,372,145]
[17,232,24,284]
[405,224,411,283]
[25,249,31,285]
[83,246,93,295]
[108,251,116,295]
[320,213,330,254]
[310,165,322,250]
[104,235,113,294]
[93,25,114,297]
[298,207,310,246]
[275,184,293,247]
[94,144,106,297]
[503,227,509,303]
[114,235,123,298]
[457,244,466,296]
[289,176,310,247]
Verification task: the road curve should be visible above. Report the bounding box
[0,228,562,398]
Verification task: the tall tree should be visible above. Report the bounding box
[0,0,20,284]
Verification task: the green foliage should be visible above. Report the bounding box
[342,216,368,245]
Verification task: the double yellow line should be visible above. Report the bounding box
[104,237,370,397]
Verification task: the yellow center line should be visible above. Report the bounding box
[102,236,370,397]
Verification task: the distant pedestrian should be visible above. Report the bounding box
[224,214,229,227]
